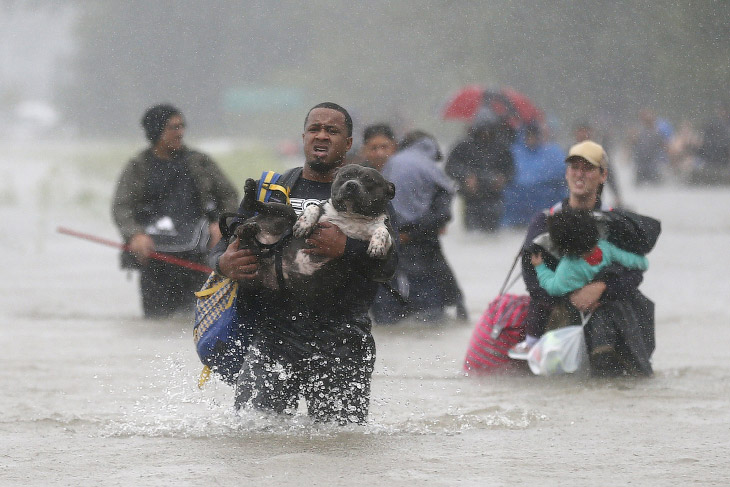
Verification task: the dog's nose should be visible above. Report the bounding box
[343,180,359,193]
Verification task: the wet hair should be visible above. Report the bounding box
[305,102,353,137]
[398,130,442,161]
[141,104,181,143]
[363,123,395,143]
[547,208,599,257]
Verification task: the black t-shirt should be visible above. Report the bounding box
[288,178,331,215]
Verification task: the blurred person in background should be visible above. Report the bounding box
[360,123,398,172]
[501,122,567,227]
[667,120,703,182]
[445,107,514,233]
[630,108,669,186]
[374,130,468,323]
[693,99,730,184]
[112,104,238,318]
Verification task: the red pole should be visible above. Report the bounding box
[56,226,213,274]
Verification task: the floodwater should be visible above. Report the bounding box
[2,143,729,486]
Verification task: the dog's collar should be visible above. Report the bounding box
[254,230,293,258]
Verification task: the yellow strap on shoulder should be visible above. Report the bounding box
[266,183,291,205]
[257,171,277,202]
[257,171,291,205]
[198,365,212,389]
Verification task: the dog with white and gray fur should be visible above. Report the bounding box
[222,164,395,302]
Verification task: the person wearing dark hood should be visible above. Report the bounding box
[212,102,398,424]
[112,104,239,318]
[373,130,468,323]
[445,107,514,233]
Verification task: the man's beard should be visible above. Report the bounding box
[306,158,341,174]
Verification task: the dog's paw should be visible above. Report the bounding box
[367,226,392,258]
[293,206,320,238]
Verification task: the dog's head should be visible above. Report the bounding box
[330,164,395,216]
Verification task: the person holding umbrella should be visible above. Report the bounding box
[445,107,515,232]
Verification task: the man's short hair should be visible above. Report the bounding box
[305,102,353,137]
[363,123,395,143]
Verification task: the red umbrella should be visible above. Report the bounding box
[441,85,544,128]
[441,84,485,120]
[501,87,544,126]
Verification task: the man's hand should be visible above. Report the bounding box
[302,221,346,258]
[128,233,155,265]
[531,252,543,266]
[217,238,259,280]
[570,281,606,312]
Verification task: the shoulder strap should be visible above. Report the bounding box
[279,167,303,189]
[255,167,303,205]
[256,170,290,204]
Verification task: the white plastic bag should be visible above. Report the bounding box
[527,312,591,376]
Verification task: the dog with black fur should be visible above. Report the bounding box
[222,163,395,304]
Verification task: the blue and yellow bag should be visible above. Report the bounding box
[193,170,293,387]
[193,272,242,386]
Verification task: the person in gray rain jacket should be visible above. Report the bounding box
[374,130,467,323]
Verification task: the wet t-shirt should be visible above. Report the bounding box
[288,178,331,215]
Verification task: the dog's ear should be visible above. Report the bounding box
[387,181,396,200]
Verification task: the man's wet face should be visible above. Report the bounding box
[566,158,606,200]
[303,108,352,173]
[157,115,185,153]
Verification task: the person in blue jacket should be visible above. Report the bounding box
[502,122,567,227]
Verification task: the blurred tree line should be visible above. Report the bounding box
[63,0,729,142]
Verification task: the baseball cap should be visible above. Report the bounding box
[566,140,607,170]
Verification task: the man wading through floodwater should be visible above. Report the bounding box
[211,102,398,424]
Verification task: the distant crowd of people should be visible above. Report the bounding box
[630,101,730,186]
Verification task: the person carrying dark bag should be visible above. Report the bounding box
[112,104,239,318]
[509,140,660,376]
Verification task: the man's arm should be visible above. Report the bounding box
[111,160,146,242]
[397,187,452,242]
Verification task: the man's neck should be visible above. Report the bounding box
[152,145,175,161]
[568,194,598,210]
[302,161,343,183]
